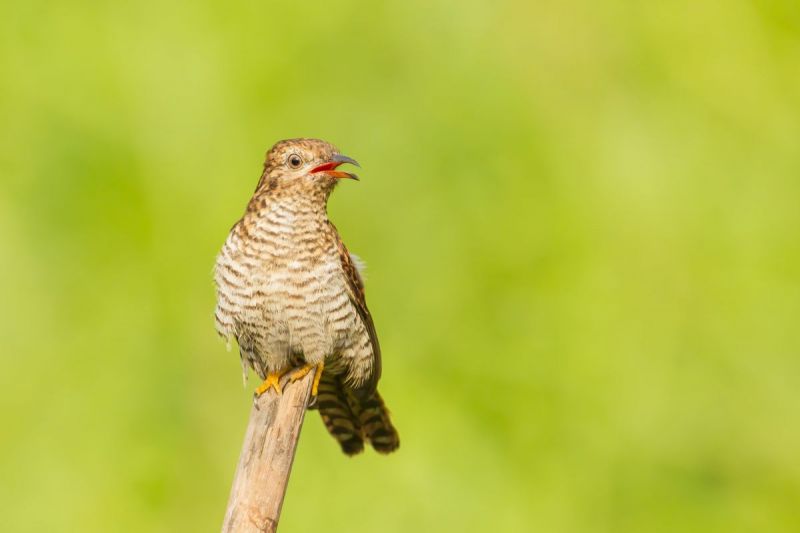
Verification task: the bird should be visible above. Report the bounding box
[213,138,399,455]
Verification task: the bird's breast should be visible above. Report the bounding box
[218,206,355,355]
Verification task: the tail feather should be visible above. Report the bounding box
[348,388,400,454]
[316,373,364,455]
[315,373,399,455]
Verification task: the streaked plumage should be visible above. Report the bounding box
[214,138,399,455]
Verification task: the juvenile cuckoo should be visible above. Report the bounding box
[214,138,399,455]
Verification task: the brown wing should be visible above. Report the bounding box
[329,222,382,393]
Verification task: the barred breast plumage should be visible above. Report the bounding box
[214,189,373,386]
[213,138,399,455]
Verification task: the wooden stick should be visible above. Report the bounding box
[221,370,316,533]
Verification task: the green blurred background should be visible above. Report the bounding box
[2,1,799,531]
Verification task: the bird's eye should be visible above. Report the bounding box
[287,154,303,169]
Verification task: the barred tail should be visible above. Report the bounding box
[351,389,400,454]
[316,373,365,455]
[315,373,399,455]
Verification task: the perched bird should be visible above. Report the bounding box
[214,138,399,455]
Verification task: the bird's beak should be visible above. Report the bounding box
[310,153,360,180]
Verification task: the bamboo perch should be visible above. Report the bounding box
[221,369,316,533]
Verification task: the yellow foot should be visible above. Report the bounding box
[254,369,288,397]
[288,362,325,397]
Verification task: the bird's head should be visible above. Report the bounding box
[255,138,360,196]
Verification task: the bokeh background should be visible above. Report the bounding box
[2,1,799,531]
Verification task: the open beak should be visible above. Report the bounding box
[310,153,360,180]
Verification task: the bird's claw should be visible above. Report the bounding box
[287,362,325,403]
[252,364,325,408]
[254,370,285,397]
